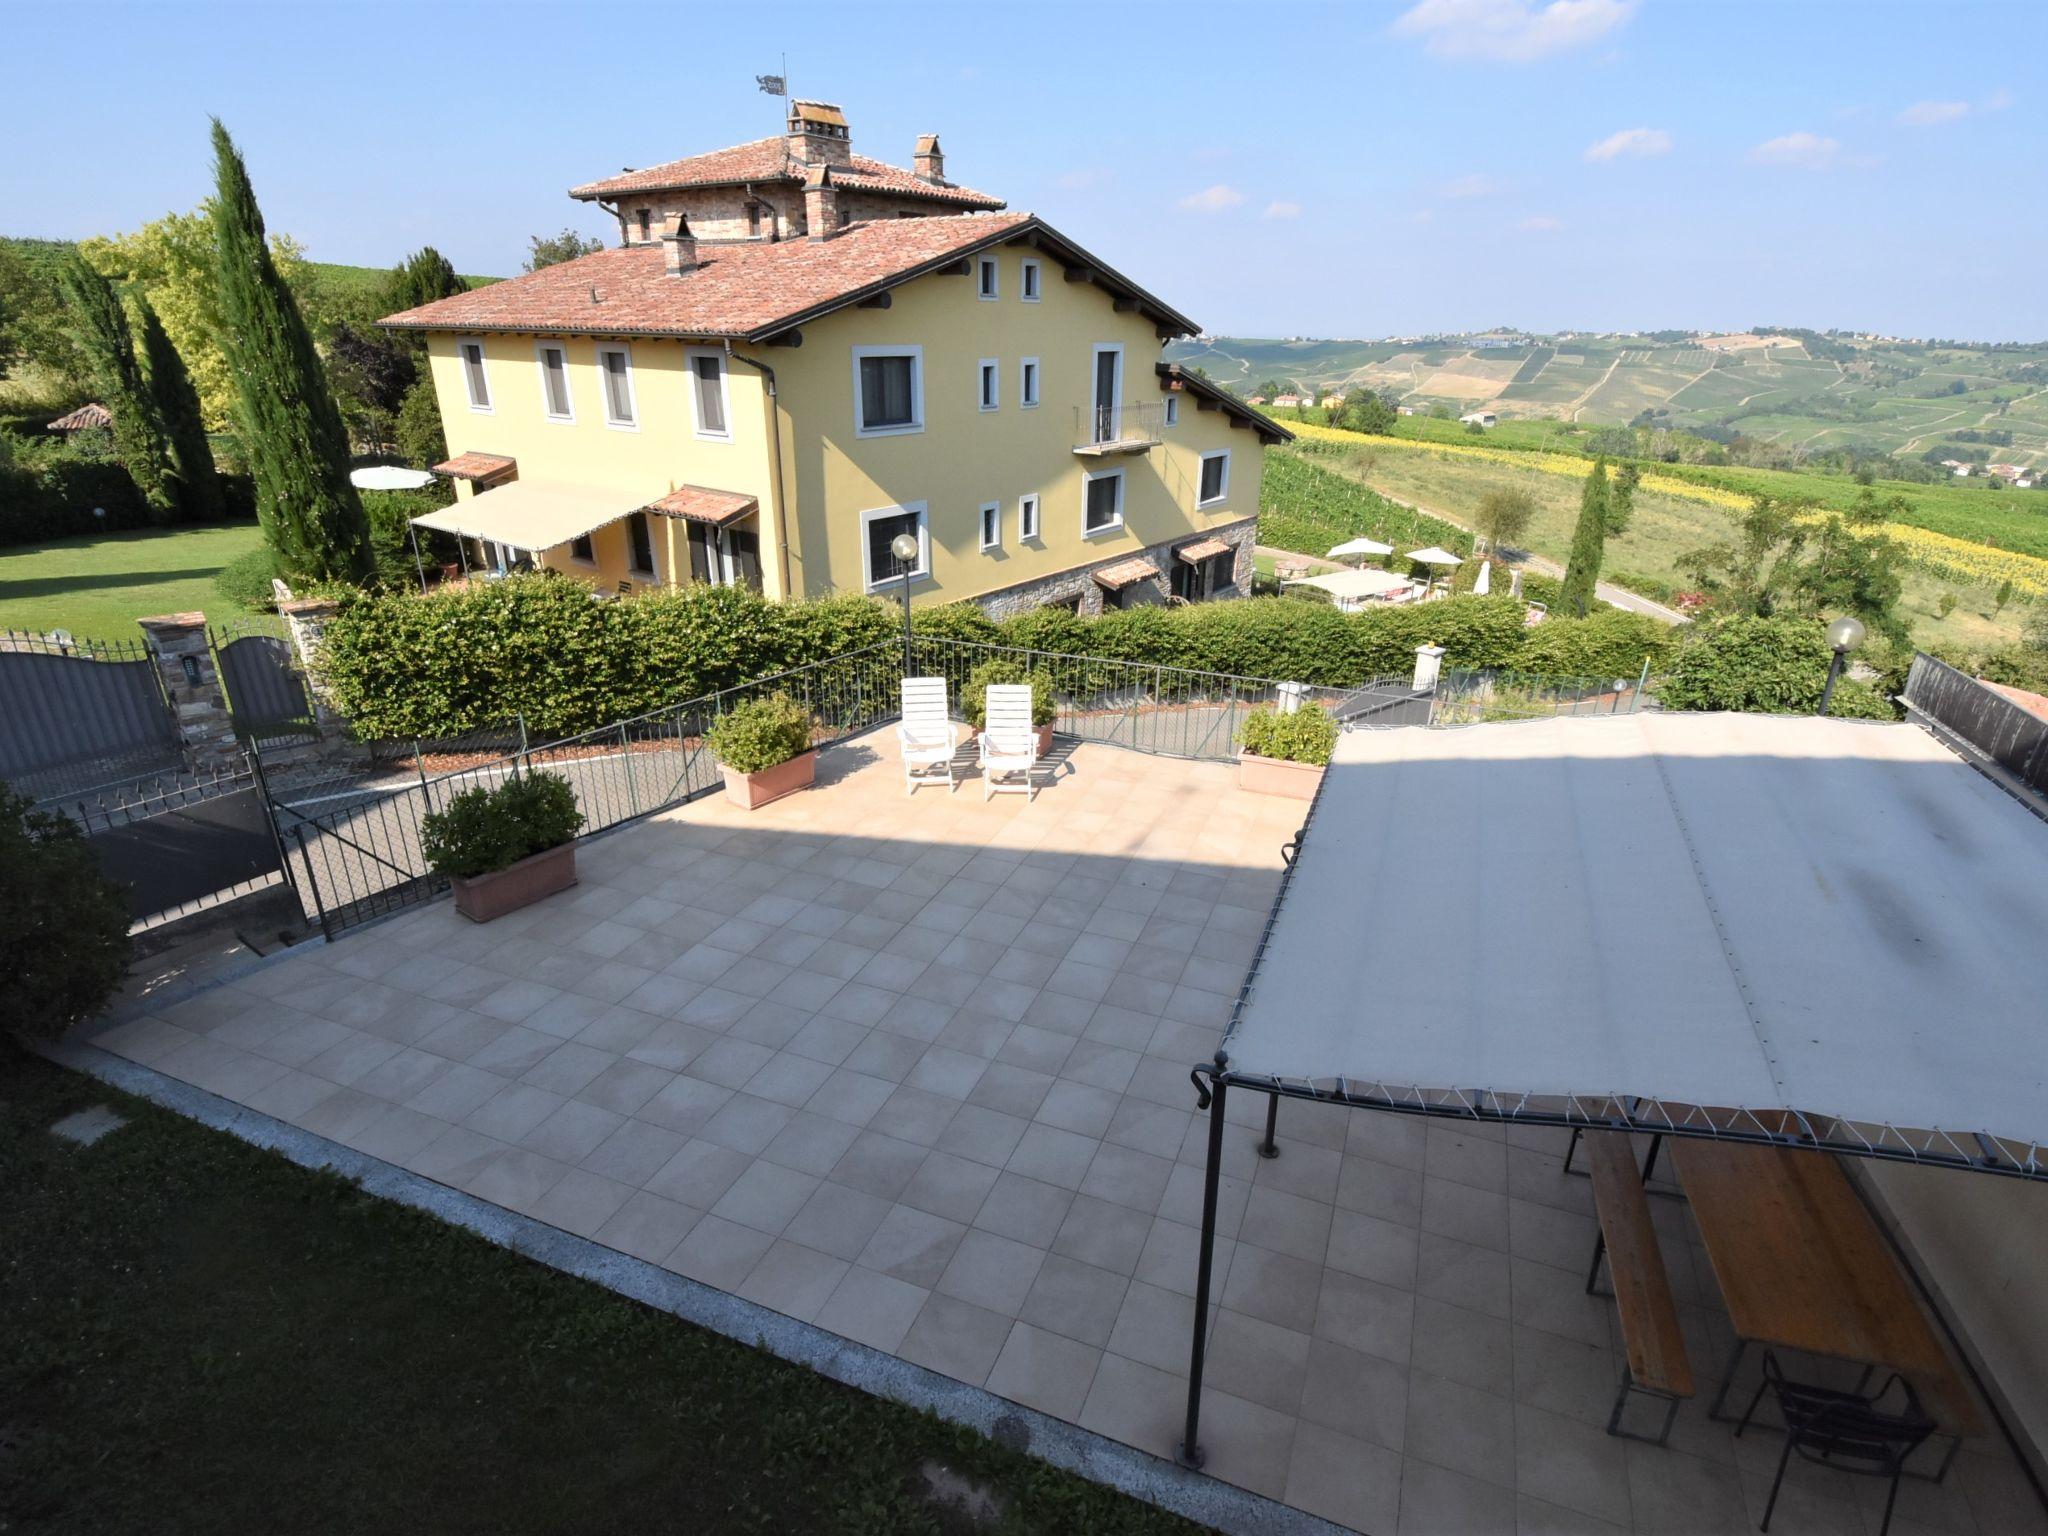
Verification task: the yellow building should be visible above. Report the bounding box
[382,100,1288,616]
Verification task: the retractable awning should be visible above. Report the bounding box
[410,480,648,553]
[1222,712,2048,1172]
[1284,568,1411,601]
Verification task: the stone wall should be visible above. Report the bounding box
[973,517,1257,621]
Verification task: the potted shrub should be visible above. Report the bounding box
[421,770,585,922]
[707,691,816,809]
[961,660,1057,757]
[1237,704,1338,799]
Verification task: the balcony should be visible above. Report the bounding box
[1072,400,1167,457]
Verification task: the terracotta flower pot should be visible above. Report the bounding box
[722,749,816,809]
[1238,750,1324,800]
[449,840,578,922]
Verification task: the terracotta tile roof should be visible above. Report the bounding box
[432,451,517,483]
[569,136,1004,210]
[382,212,1184,343]
[1093,556,1162,590]
[47,402,111,431]
[1175,537,1233,564]
[645,485,758,526]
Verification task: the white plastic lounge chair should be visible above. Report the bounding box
[977,683,1045,802]
[897,676,960,794]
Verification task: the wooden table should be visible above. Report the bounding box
[1670,1138,1981,1437]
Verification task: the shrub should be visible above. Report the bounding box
[1514,608,1672,681]
[0,786,131,1042]
[961,660,1056,728]
[361,486,455,592]
[395,378,446,468]
[1660,615,1899,718]
[418,770,583,879]
[705,692,814,774]
[1239,705,1339,765]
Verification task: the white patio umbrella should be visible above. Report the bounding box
[1474,559,1492,595]
[1406,546,1464,567]
[350,465,436,491]
[1327,535,1395,560]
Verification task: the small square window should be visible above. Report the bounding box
[977,256,998,299]
[854,347,923,436]
[979,500,1001,552]
[1198,451,1231,508]
[1018,493,1040,542]
[979,359,999,412]
[1021,259,1041,302]
[1019,358,1039,409]
[570,532,594,563]
[862,504,929,590]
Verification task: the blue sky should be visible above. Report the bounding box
[11,0,2044,339]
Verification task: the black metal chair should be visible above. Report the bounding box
[1735,1351,1937,1536]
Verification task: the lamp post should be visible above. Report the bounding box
[1818,615,1866,716]
[890,530,920,674]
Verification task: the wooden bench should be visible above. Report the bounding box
[1583,1130,1695,1444]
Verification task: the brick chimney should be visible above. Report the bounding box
[913,133,944,183]
[786,100,852,169]
[803,165,838,241]
[659,212,698,275]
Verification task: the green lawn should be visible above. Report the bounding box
[0,1041,1192,1535]
[0,522,266,640]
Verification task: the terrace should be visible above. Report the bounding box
[76,685,2048,1535]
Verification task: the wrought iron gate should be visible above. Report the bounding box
[0,630,181,801]
[210,621,315,745]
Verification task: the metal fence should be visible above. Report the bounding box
[0,630,182,802]
[1903,652,2047,799]
[209,616,314,747]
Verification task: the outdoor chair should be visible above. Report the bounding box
[977,683,1045,802]
[897,676,961,794]
[1736,1351,1936,1536]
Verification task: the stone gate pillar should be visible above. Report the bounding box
[136,611,242,775]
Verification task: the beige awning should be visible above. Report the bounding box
[1285,567,1413,601]
[411,480,646,552]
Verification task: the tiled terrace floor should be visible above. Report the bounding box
[88,739,2043,1536]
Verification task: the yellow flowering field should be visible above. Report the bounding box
[1287,420,2048,598]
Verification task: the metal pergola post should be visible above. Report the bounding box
[1178,1062,1229,1469]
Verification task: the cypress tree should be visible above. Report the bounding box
[57,253,179,525]
[209,118,372,583]
[385,247,466,314]
[1558,456,1612,618]
[133,293,223,524]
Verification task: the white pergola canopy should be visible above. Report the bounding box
[1284,568,1412,602]
[1223,712,2048,1171]
[411,480,649,553]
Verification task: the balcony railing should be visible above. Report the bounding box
[1072,400,1169,455]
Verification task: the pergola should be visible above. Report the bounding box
[1177,711,2048,1462]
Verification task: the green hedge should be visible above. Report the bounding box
[1660,616,1898,719]
[0,430,256,545]
[315,574,1655,741]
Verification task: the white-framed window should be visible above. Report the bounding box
[596,344,638,430]
[626,512,657,575]
[458,338,492,412]
[977,255,999,300]
[1019,357,1040,409]
[978,358,999,412]
[860,502,930,591]
[1165,395,1180,427]
[1020,258,1041,302]
[686,347,731,440]
[1082,467,1125,535]
[1018,493,1041,542]
[534,341,573,422]
[1088,342,1124,444]
[1198,449,1232,507]
[979,500,1001,552]
[852,345,924,438]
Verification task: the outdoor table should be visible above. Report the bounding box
[1669,1138,1982,1455]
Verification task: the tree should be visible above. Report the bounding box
[327,321,419,447]
[1557,456,1616,617]
[0,241,85,390]
[395,377,447,468]
[1341,392,1398,435]
[1678,491,1906,645]
[57,253,178,524]
[524,229,604,271]
[82,206,313,430]
[1472,487,1536,554]
[133,294,223,523]
[0,785,131,1043]
[210,119,372,583]
[384,246,466,315]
